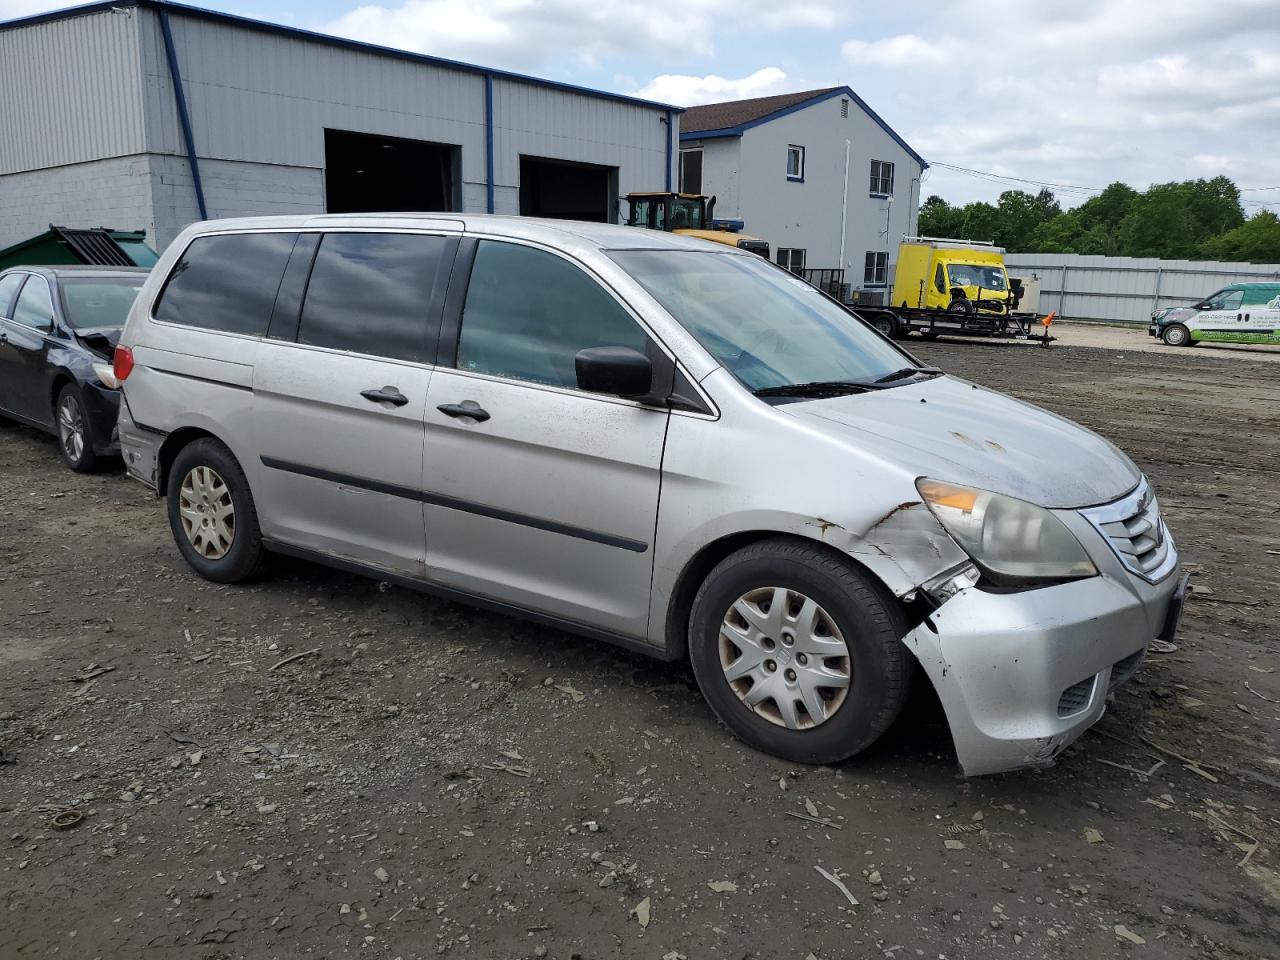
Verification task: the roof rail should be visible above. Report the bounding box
[902,235,1001,248]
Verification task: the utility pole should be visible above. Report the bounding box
[839,139,850,278]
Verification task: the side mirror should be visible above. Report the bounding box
[575,346,653,398]
[1194,302,1211,310]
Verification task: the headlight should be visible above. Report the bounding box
[917,479,1096,585]
[91,362,121,389]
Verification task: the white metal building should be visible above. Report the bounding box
[679,87,926,300]
[0,0,681,252]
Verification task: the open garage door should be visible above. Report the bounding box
[519,156,617,223]
[325,129,459,214]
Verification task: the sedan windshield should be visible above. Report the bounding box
[612,250,920,394]
[58,277,145,330]
[947,264,1006,291]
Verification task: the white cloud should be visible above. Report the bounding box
[841,33,950,67]
[635,67,790,106]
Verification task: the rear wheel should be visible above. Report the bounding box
[1161,323,1191,347]
[166,438,264,583]
[55,384,103,473]
[688,538,911,764]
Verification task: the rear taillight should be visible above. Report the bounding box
[113,345,134,382]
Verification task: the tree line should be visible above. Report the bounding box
[918,175,1280,264]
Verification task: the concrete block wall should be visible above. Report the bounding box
[0,156,155,251]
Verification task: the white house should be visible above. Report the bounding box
[679,86,926,299]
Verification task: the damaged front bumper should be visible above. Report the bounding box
[904,559,1187,777]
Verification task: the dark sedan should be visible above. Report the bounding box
[0,265,148,471]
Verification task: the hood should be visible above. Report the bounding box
[786,376,1140,509]
[74,326,121,360]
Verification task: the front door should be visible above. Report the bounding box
[0,274,57,426]
[1192,287,1244,342]
[422,238,668,638]
[252,230,457,577]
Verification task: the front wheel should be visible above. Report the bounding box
[872,313,898,339]
[166,438,264,583]
[1161,323,1192,347]
[56,384,104,473]
[688,538,911,765]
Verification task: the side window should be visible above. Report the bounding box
[12,274,54,330]
[934,263,946,294]
[297,232,450,363]
[0,273,25,318]
[456,240,648,390]
[154,232,297,336]
[1206,288,1243,311]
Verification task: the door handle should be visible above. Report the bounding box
[360,385,409,407]
[437,400,491,423]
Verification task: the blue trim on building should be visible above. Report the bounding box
[664,110,673,192]
[484,75,495,214]
[680,86,927,169]
[157,8,207,220]
[0,0,685,114]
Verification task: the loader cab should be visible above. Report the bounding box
[625,191,771,258]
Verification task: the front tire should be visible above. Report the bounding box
[55,384,103,473]
[166,438,264,583]
[688,538,911,765]
[872,313,899,339]
[1161,323,1191,347]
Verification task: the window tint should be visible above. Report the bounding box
[12,274,54,330]
[457,241,648,389]
[298,232,449,362]
[0,273,24,318]
[155,232,297,335]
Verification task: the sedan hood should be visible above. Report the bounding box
[788,376,1140,509]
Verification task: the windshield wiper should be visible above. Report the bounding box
[873,366,942,384]
[753,380,878,398]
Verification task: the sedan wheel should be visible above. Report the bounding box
[58,394,85,464]
[178,465,236,560]
[719,586,851,729]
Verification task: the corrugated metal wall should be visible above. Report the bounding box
[1005,253,1280,324]
[0,7,147,175]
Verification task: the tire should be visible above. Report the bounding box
[947,297,974,317]
[688,537,911,765]
[872,313,898,339]
[55,383,104,473]
[1161,323,1191,347]
[166,437,264,583]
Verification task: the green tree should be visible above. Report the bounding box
[1199,210,1280,263]
[918,195,964,237]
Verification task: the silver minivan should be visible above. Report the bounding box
[115,215,1187,776]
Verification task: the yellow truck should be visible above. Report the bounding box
[625,192,770,258]
[869,235,1050,343]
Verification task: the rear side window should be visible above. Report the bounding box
[154,232,296,336]
[0,273,24,318]
[456,240,648,389]
[297,232,450,363]
[12,274,54,330]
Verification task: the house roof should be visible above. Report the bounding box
[680,85,927,169]
[0,0,684,113]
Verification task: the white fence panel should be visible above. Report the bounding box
[1004,253,1280,324]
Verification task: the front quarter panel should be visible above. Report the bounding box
[648,368,968,647]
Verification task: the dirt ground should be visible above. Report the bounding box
[2,333,1278,960]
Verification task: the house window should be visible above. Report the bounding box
[679,149,703,195]
[864,251,888,286]
[870,160,894,196]
[777,248,807,273]
[786,145,805,181]
[840,98,849,118]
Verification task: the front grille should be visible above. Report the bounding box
[1057,675,1097,717]
[1080,479,1176,582]
[1108,648,1146,692]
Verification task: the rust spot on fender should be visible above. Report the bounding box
[869,500,922,531]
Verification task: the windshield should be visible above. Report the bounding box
[947,263,1007,291]
[58,277,145,330]
[612,250,915,393]
[668,198,705,231]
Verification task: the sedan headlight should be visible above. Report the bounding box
[91,362,121,389]
[917,479,1096,585]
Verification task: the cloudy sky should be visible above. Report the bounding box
[4,0,1279,210]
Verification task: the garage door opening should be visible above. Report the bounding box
[519,156,617,223]
[325,129,459,214]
